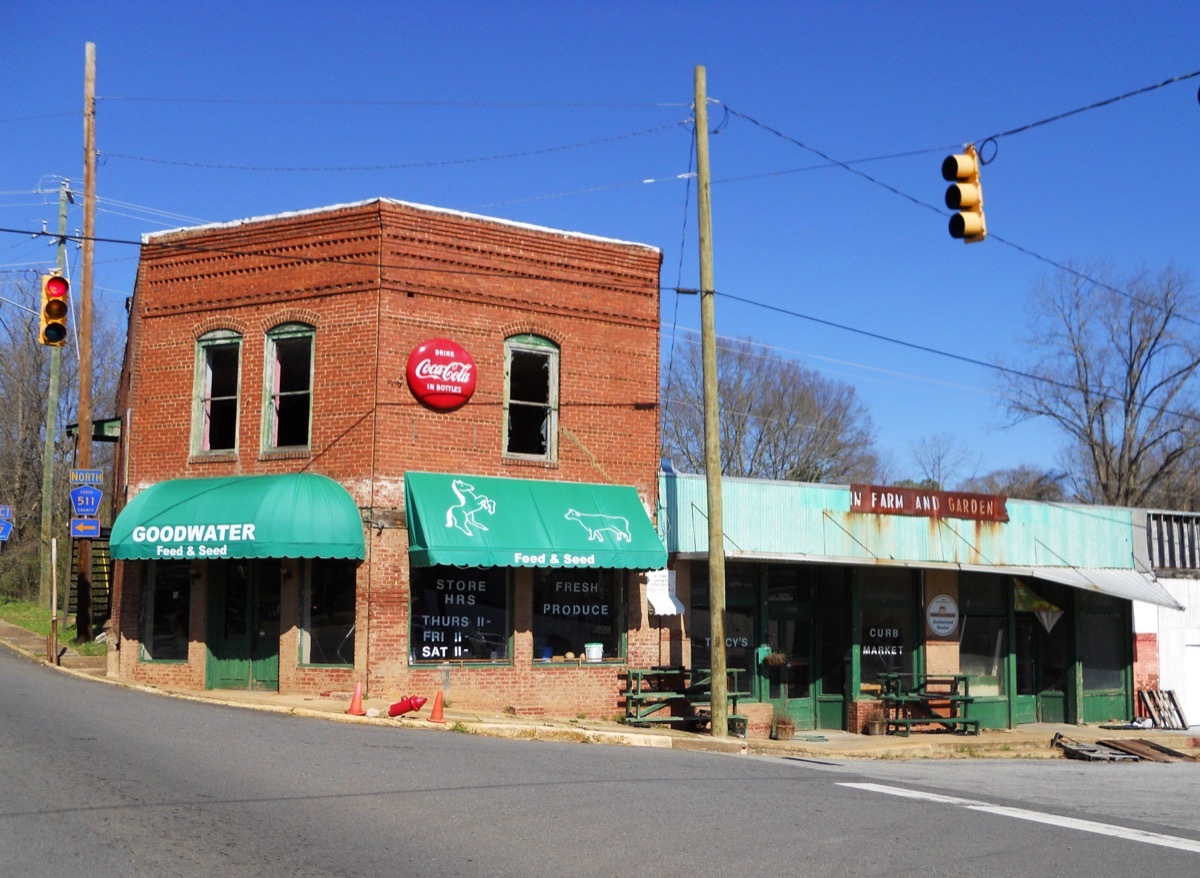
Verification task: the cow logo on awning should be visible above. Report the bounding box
[445,479,495,536]
[564,510,631,543]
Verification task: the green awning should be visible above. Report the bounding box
[110,474,365,561]
[405,472,667,570]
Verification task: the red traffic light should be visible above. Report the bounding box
[39,274,69,346]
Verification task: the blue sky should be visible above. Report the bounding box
[3,2,1198,484]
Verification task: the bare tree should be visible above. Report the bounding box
[1002,265,1200,508]
[909,432,979,490]
[662,335,882,482]
[960,464,1067,502]
[0,277,123,605]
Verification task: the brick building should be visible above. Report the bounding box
[108,198,671,717]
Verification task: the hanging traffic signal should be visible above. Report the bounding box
[39,274,69,346]
[942,144,986,243]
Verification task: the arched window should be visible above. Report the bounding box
[192,329,241,454]
[503,334,558,461]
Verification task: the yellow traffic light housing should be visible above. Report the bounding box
[942,144,986,243]
[39,274,69,346]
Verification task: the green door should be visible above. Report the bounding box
[764,611,814,730]
[1012,615,1038,724]
[206,560,280,690]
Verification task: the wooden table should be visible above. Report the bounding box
[623,667,747,736]
[878,673,978,735]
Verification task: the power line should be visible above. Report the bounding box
[3,223,1196,424]
[97,95,691,109]
[103,122,689,173]
[979,69,1200,142]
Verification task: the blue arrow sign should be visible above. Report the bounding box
[0,519,12,541]
[70,518,101,539]
[70,485,103,517]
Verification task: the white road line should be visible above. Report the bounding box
[839,782,1200,854]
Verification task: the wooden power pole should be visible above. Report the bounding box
[76,42,97,641]
[694,66,727,737]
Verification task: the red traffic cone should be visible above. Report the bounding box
[427,690,445,723]
[409,695,428,713]
[388,696,414,717]
[345,681,366,716]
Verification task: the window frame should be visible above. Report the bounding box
[140,560,192,662]
[297,558,358,667]
[409,566,513,665]
[532,568,624,663]
[503,334,559,462]
[262,322,315,452]
[191,329,242,455]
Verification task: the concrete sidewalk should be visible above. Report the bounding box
[3,619,1196,761]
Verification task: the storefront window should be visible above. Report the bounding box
[410,566,510,663]
[859,567,915,686]
[299,558,357,666]
[141,560,191,661]
[1079,591,1126,691]
[692,563,756,690]
[532,568,621,661]
[959,574,1007,696]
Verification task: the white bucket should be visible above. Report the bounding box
[583,643,603,662]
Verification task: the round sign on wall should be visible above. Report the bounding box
[405,338,477,412]
[926,593,959,637]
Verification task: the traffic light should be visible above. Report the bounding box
[39,273,69,346]
[942,144,986,243]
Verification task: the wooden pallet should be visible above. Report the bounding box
[1051,733,1139,762]
[1098,738,1198,763]
[1138,689,1190,730]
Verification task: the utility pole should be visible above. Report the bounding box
[694,66,727,737]
[38,181,70,612]
[75,41,97,642]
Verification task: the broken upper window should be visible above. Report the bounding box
[264,323,314,450]
[193,329,241,454]
[504,334,558,461]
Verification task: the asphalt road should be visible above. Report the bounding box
[2,647,1198,877]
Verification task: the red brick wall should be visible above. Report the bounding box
[1133,632,1160,696]
[113,199,664,717]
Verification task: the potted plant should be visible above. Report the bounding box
[771,704,796,741]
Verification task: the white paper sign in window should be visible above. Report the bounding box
[646,568,683,615]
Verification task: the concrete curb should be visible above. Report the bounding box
[3,621,1196,761]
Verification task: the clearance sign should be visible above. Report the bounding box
[850,484,1009,523]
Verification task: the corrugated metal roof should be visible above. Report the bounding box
[659,473,1181,607]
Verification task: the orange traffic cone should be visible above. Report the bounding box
[427,690,445,723]
[346,681,366,716]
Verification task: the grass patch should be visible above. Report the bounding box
[0,599,107,655]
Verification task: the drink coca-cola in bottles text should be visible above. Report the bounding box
[405,338,478,412]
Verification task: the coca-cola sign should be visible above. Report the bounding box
[405,338,477,412]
